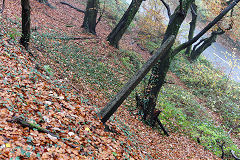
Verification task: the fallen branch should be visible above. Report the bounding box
[7,116,58,137]
[47,36,96,40]
[60,1,85,13]
[137,43,147,51]
[36,0,55,9]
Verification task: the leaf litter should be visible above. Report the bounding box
[0,0,220,159]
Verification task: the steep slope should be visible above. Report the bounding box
[0,0,220,159]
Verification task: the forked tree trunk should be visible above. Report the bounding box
[142,0,194,126]
[20,0,31,50]
[107,0,144,48]
[190,30,224,60]
[82,0,99,35]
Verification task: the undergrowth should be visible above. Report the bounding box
[1,1,239,158]
[166,52,240,158]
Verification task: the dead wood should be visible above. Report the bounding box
[48,36,96,40]
[37,0,55,9]
[7,116,58,137]
[60,1,85,13]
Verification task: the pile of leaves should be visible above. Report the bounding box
[0,37,141,159]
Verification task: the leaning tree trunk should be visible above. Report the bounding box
[190,30,225,61]
[142,0,194,126]
[82,0,99,35]
[107,0,144,48]
[185,2,197,55]
[20,0,31,50]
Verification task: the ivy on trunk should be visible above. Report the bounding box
[107,0,145,48]
[142,0,194,126]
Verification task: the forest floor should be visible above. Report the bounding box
[0,0,225,159]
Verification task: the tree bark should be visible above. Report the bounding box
[98,36,175,123]
[172,0,240,57]
[142,0,194,125]
[0,0,5,13]
[20,0,31,50]
[185,2,197,55]
[107,0,144,48]
[82,0,99,35]
[190,30,224,61]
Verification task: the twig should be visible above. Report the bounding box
[228,125,240,135]
[36,0,55,9]
[60,1,85,13]
[137,43,147,51]
[7,116,58,137]
[164,80,174,84]
[96,1,105,25]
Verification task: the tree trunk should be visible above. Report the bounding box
[190,30,224,61]
[172,0,240,57]
[20,0,31,50]
[82,0,99,35]
[185,2,197,55]
[107,0,144,48]
[142,0,194,126]
[98,36,175,123]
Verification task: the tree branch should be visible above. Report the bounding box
[172,0,240,57]
[231,150,240,160]
[190,3,197,16]
[0,0,5,13]
[160,0,171,17]
[96,1,105,25]
[60,1,85,13]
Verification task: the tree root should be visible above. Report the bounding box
[156,118,169,136]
